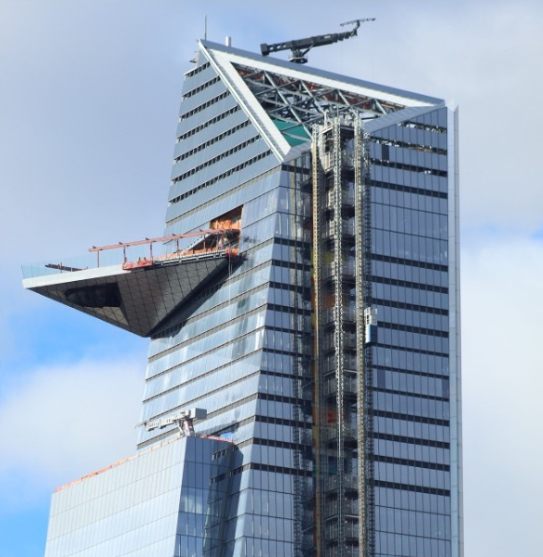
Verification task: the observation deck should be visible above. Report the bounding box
[22,228,240,337]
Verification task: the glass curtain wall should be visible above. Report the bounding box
[138,55,315,557]
[365,107,456,557]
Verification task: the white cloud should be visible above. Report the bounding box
[0,357,144,510]
[462,236,543,556]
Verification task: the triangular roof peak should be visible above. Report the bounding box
[200,39,442,107]
[197,40,443,159]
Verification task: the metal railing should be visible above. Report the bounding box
[22,228,240,279]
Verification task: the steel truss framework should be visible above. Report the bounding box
[233,62,407,135]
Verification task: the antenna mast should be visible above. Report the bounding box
[260,18,375,64]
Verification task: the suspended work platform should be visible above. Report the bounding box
[22,229,240,337]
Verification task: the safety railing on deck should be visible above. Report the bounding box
[22,228,240,279]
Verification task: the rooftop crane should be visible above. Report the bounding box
[260,18,375,64]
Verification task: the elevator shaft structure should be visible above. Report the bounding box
[313,118,372,557]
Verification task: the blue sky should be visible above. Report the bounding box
[1,1,543,556]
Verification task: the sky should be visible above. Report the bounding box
[1,1,543,556]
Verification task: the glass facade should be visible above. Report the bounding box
[38,39,461,557]
[135,41,461,557]
[44,436,233,557]
[364,108,460,557]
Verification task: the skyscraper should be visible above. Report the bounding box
[25,36,462,557]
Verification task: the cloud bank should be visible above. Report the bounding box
[0,357,144,510]
[462,236,543,556]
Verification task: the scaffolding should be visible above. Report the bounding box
[313,118,369,557]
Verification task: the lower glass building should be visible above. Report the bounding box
[44,436,233,557]
[27,38,462,557]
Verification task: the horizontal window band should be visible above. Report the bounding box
[152,280,271,340]
[258,346,311,359]
[172,135,261,183]
[372,480,450,498]
[169,150,274,205]
[372,341,449,358]
[166,165,278,228]
[370,158,447,178]
[184,61,210,78]
[398,121,447,134]
[369,136,447,156]
[234,413,312,432]
[371,431,449,450]
[372,364,450,382]
[257,391,312,406]
[143,365,314,416]
[371,454,450,472]
[370,297,448,317]
[372,386,449,403]
[268,258,311,272]
[368,253,449,273]
[369,274,448,295]
[146,304,268,364]
[266,303,312,317]
[237,436,312,452]
[377,321,449,339]
[271,237,312,249]
[182,75,221,99]
[174,120,251,163]
[282,163,312,175]
[179,91,230,121]
[231,462,313,478]
[268,281,311,294]
[369,180,448,200]
[142,366,262,406]
[371,409,449,427]
[176,105,242,143]
[259,368,313,384]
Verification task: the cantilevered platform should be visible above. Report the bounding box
[22,230,240,337]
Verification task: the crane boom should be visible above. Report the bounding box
[260,19,375,64]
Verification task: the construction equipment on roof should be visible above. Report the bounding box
[260,18,375,64]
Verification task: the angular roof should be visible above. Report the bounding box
[198,40,444,159]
